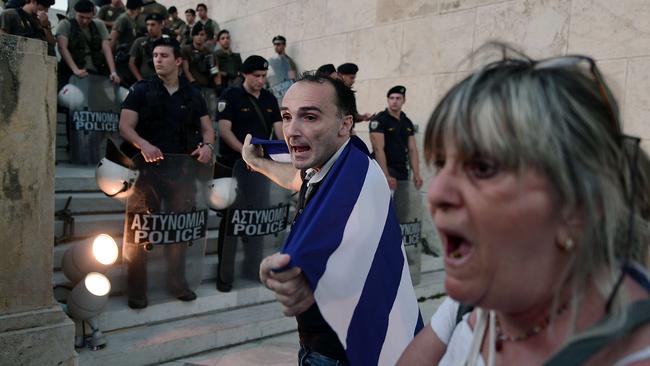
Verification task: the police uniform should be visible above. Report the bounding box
[181,23,220,121]
[97,3,125,31]
[56,17,110,88]
[369,87,415,181]
[136,0,167,35]
[0,7,49,43]
[112,9,142,86]
[215,55,281,292]
[215,47,242,90]
[216,84,281,170]
[120,74,210,308]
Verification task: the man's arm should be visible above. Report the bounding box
[190,115,215,163]
[218,119,243,153]
[109,29,119,50]
[101,39,120,84]
[407,135,423,189]
[57,35,88,78]
[370,132,397,189]
[119,109,162,162]
[259,253,314,316]
[182,59,195,83]
[129,55,143,81]
[242,134,301,191]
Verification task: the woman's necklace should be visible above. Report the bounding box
[494,302,569,352]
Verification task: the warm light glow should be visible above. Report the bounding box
[92,234,118,265]
[84,273,111,297]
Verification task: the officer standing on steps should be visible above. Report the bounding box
[55,0,121,90]
[119,37,214,309]
[369,85,423,191]
[129,12,166,81]
[214,55,283,292]
[181,22,221,122]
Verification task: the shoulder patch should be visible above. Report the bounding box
[217,100,226,112]
[369,120,379,130]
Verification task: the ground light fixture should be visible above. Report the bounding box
[63,233,119,284]
[63,272,112,350]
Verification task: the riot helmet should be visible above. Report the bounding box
[206,177,237,209]
[58,83,85,110]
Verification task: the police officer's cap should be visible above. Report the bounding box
[74,0,94,13]
[126,0,143,10]
[241,55,268,74]
[191,22,205,36]
[337,63,358,75]
[145,12,165,23]
[272,35,286,45]
[316,64,336,76]
[387,85,406,98]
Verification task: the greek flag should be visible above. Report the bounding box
[252,136,423,365]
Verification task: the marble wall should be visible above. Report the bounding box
[0,35,76,366]
[161,0,650,161]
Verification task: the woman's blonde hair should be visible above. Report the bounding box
[425,43,650,319]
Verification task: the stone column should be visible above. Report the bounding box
[0,35,76,365]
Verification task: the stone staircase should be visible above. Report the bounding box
[53,113,447,366]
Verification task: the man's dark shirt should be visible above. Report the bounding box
[121,75,208,154]
[369,109,415,181]
[216,85,280,167]
[0,8,46,40]
[294,172,347,362]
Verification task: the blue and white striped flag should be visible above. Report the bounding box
[252,136,424,365]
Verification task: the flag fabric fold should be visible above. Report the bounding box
[253,136,423,365]
[250,137,292,163]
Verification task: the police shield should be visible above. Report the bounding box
[66,75,122,165]
[123,154,212,303]
[393,180,423,285]
[218,160,292,287]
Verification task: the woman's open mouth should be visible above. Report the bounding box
[442,230,473,265]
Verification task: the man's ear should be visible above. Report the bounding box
[175,56,183,67]
[339,114,353,136]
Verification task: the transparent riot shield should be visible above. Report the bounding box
[123,154,212,303]
[218,160,292,288]
[393,180,423,285]
[67,75,122,165]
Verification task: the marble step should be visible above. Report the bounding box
[74,262,445,366]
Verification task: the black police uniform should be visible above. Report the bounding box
[216,85,281,170]
[369,109,415,181]
[120,75,209,308]
[213,84,281,291]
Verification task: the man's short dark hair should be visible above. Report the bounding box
[74,0,94,13]
[36,0,55,7]
[152,37,181,58]
[126,0,142,10]
[185,8,195,16]
[297,71,357,118]
[216,29,229,39]
[168,6,177,13]
[196,3,207,11]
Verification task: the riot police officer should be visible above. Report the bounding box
[214,55,282,292]
[119,37,214,308]
[181,22,221,121]
[55,0,120,90]
[369,85,423,190]
[129,12,166,81]
[214,29,242,91]
[110,0,142,86]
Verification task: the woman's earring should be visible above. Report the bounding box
[560,238,575,251]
